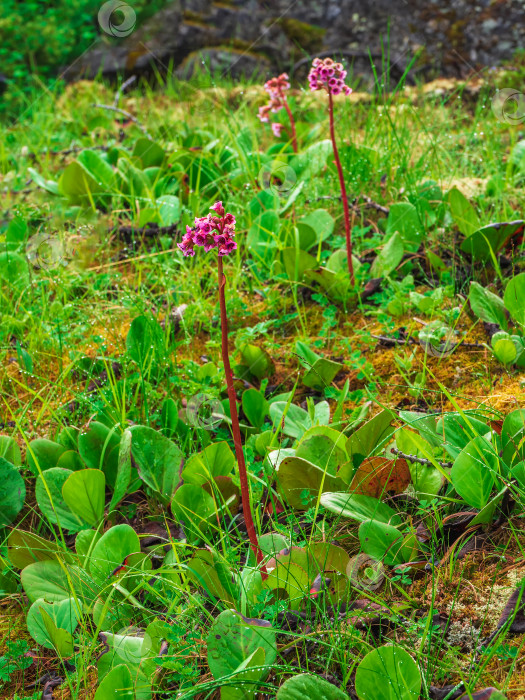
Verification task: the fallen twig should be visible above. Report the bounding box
[114,75,137,107]
[117,222,179,242]
[391,447,453,469]
[92,103,151,137]
[361,195,390,215]
[372,334,485,351]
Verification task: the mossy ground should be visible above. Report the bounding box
[1,68,525,697]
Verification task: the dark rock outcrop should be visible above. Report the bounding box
[64,0,525,85]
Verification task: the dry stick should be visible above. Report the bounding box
[92,103,151,138]
[361,195,390,215]
[391,446,453,469]
[371,334,485,350]
[217,257,267,577]
[114,75,137,107]
[328,91,354,286]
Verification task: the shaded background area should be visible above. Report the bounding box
[2,0,525,115]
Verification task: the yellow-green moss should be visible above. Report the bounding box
[182,17,213,30]
[182,9,207,24]
[278,18,326,53]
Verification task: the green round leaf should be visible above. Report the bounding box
[264,562,310,610]
[130,425,183,500]
[94,664,134,700]
[78,422,119,472]
[492,338,517,365]
[26,438,68,473]
[182,441,235,486]
[185,549,237,604]
[300,209,335,242]
[109,429,132,510]
[76,529,102,559]
[8,530,71,570]
[358,521,416,566]
[276,457,346,510]
[207,609,276,681]
[501,409,525,466]
[355,645,420,700]
[171,484,216,540]
[296,427,347,474]
[0,457,25,526]
[242,389,269,430]
[371,231,404,278]
[450,436,499,509]
[89,524,140,584]
[62,469,105,526]
[35,467,86,532]
[277,673,349,699]
[469,282,507,330]
[385,203,422,250]
[27,597,82,649]
[320,493,402,526]
[56,450,85,471]
[21,560,72,604]
[0,435,21,465]
[156,194,181,225]
[504,273,525,327]
[132,138,166,168]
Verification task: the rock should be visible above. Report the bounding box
[176,48,270,80]
[66,0,525,85]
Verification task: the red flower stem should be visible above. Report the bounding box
[217,256,267,578]
[281,93,298,153]
[328,91,355,286]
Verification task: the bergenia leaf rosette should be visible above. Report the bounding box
[308,57,355,286]
[257,72,298,153]
[179,202,267,576]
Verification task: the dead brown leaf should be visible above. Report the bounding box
[349,456,411,498]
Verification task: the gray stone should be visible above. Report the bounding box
[176,48,270,80]
[65,0,525,85]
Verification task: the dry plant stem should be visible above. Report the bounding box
[328,91,355,285]
[391,447,453,469]
[217,257,267,577]
[282,95,298,153]
[92,103,151,138]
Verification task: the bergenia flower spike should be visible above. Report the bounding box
[257,72,298,153]
[179,203,266,576]
[308,57,355,286]
[178,201,237,258]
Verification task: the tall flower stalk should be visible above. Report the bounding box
[179,203,267,576]
[257,73,298,153]
[308,57,355,286]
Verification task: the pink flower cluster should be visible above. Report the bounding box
[308,57,352,96]
[178,201,237,257]
[257,73,291,136]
